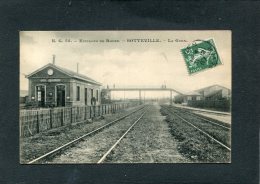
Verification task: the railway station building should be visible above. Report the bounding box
[26,63,102,107]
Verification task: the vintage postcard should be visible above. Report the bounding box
[20,31,231,164]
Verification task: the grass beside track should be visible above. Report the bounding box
[161,106,231,163]
[169,107,231,147]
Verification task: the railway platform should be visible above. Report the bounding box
[173,104,231,124]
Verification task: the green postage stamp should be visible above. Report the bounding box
[181,39,222,74]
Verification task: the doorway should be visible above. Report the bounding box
[36,85,45,107]
[56,85,65,107]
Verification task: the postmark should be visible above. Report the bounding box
[181,39,222,74]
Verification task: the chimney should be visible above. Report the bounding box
[77,63,79,73]
[52,55,56,65]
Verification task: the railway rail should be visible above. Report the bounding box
[97,111,146,163]
[173,105,230,116]
[163,106,231,152]
[171,107,231,130]
[27,105,146,164]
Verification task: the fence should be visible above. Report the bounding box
[20,102,138,137]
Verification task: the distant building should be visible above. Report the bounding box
[20,90,28,104]
[26,63,102,107]
[174,84,231,104]
[195,84,231,100]
[101,89,112,104]
[174,91,202,104]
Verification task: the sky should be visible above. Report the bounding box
[20,31,231,98]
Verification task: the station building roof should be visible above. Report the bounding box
[26,63,102,86]
[204,89,223,97]
[174,91,201,98]
[195,84,230,92]
[185,91,202,96]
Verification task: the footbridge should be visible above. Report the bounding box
[104,87,184,105]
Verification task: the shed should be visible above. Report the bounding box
[174,91,202,104]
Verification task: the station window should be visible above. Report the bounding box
[96,90,99,101]
[76,86,80,101]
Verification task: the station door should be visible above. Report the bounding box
[56,85,65,107]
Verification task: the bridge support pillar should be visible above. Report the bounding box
[170,90,173,105]
[139,90,142,104]
[108,90,112,101]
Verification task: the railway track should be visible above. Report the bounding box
[174,106,231,116]
[27,106,146,164]
[172,107,231,130]
[163,106,231,152]
[97,111,146,163]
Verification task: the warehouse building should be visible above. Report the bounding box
[195,85,231,100]
[174,84,231,104]
[26,63,102,107]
